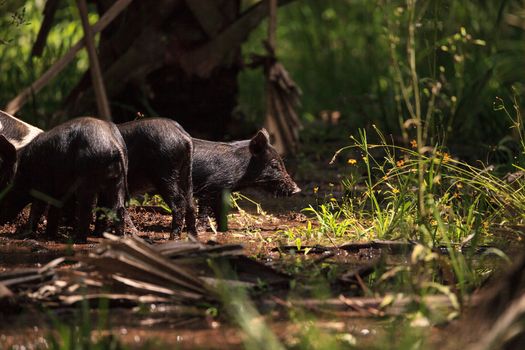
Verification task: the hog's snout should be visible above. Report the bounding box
[280,180,301,197]
[291,183,301,195]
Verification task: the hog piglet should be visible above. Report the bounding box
[0,117,128,242]
[193,128,301,226]
[117,118,196,239]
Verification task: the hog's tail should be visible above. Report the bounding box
[108,130,130,204]
[118,144,130,203]
[118,143,130,204]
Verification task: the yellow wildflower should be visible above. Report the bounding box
[313,186,319,194]
[347,159,357,165]
[410,140,417,149]
[396,159,405,167]
[392,188,400,194]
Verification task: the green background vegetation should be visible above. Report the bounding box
[1,0,523,158]
[239,0,524,161]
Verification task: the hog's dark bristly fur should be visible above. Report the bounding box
[0,117,128,242]
[117,118,196,238]
[192,129,301,224]
[0,110,43,149]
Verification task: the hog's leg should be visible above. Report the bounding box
[94,178,127,237]
[93,201,109,237]
[155,178,186,239]
[179,161,197,236]
[108,177,127,236]
[196,193,220,231]
[61,201,75,227]
[185,199,197,236]
[93,191,108,237]
[196,197,211,228]
[211,193,222,226]
[45,206,61,238]
[74,189,96,243]
[27,200,46,233]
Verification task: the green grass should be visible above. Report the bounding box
[274,1,523,327]
[238,0,524,157]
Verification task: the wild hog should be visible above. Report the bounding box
[0,117,128,242]
[192,128,301,225]
[117,118,196,238]
[0,110,43,149]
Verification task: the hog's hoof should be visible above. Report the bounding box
[196,219,213,232]
[169,229,182,240]
[114,226,125,237]
[93,221,108,237]
[14,230,35,240]
[15,225,33,236]
[73,236,88,244]
[196,224,208,233]
[187,226,198,236]
[92,230,105,238]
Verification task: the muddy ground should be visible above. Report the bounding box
[0,182,393,349]
[0,190,312,269]
[0,170,511,349]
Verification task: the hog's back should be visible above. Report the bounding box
[17,117,125,196]
[117,118,192,195]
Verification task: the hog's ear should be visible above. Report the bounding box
[0,135,16,165]
[249,129,270,156]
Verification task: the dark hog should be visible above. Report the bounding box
[0,110,43,149]
[0,110,135,234]
[0,117,128,242]
[116,118,196,239]
[193,128,301,225]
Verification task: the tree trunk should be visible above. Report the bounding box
[64,0,242,139]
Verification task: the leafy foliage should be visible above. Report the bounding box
[239,0,524,155]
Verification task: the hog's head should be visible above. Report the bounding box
[0,135,26,223]
[246,129,301,196]
[0,135,17,190]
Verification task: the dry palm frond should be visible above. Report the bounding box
[0,234,289,313]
